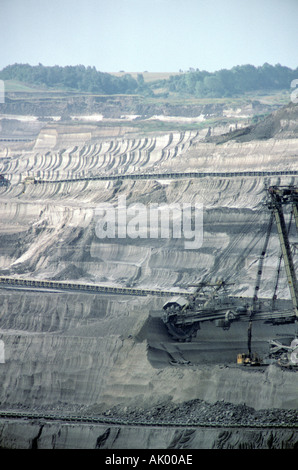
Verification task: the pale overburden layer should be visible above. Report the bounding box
[0,121,298,447]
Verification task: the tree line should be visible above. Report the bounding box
[162,63,298,97]
[0,63,147,95]
[0,62,297,97]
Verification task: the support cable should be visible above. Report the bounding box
[252,211,274,313]
[272,210,293,309]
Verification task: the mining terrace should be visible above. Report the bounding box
[0,97,298,449]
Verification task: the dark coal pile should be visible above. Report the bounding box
[108,399,298,428]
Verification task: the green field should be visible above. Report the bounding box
[110,71,180,82]
[3,79,48,93]
[2,74,291,108]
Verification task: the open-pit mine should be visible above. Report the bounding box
[0,100,298,449]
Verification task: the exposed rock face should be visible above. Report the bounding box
[207,102,298,143]
[0,111,297,448]
[1,419,298,449]
[0,93,279,119]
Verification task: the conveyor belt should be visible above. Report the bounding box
[0,409,297,429]
[26,169,298,184]
[0,276,188,297]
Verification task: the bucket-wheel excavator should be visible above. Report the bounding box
[162,185,298,366]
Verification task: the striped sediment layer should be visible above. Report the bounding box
[0,127,297,449]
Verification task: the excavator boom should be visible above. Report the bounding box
[162,185,298,345]
[268,186,298,317]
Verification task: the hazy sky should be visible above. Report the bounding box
[1,0,297,73]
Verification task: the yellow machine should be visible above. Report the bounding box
[237,352,261,366]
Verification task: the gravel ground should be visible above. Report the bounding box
[106,398,298,427]
[2,397,297,429]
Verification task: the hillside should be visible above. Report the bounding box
[1,63,297,99]
[205,101,298,143]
